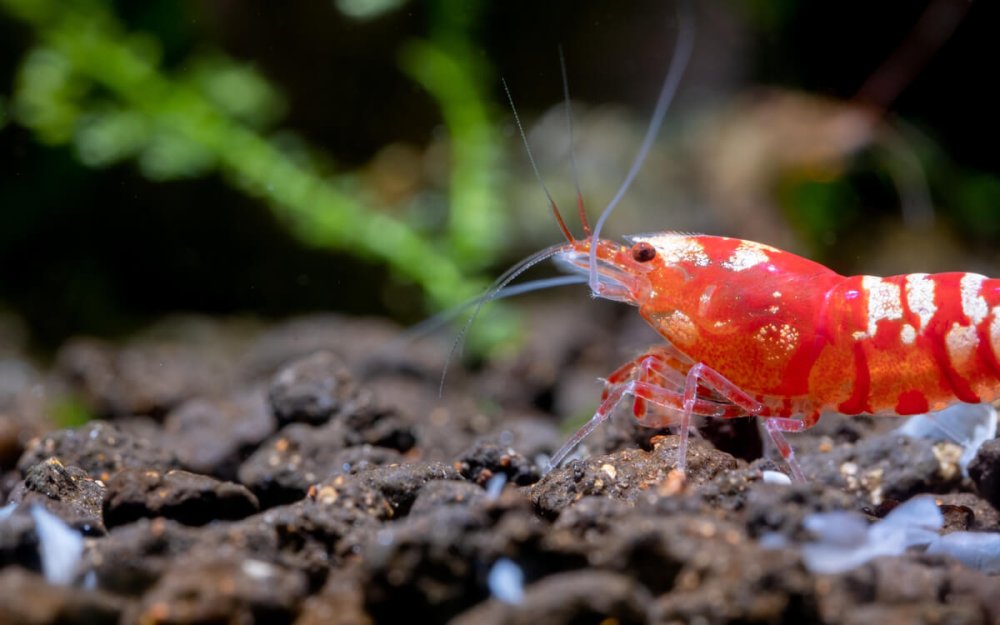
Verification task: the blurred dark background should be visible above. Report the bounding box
[0,0,997,352]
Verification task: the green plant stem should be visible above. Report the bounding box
[1,0,487,310]
[400,39,505,269]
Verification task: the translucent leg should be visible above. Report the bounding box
[548,385,626,471]
[600,347,688,402]
[762,412,819,483]
[550,354,815,480]
[547,376,735,472]
[675,363,767,474]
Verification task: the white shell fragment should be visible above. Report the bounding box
[926,531,1000,574]
[485,473,508,500]
[30,505,85,586]
[801,496,942,575]
[897,402,997,475]
[761,470,792,485]
[803,511,869,548]
[487,558,525,604]
[872,496,944,548]
[801,495,1000,575]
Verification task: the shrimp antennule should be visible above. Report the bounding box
[439,242,572,395]
[558,46,590,238]
[439,63,599,394]
[501,78,576,243]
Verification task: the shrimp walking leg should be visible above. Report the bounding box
[678,362,817,481]
[549,352,816,482]
[547,352,737,471]
[611,349,745,428]
[762,413,819,482]
[764,420,806,482]
[678,363,767,475]
[639,361,817,481]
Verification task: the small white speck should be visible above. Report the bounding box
[600,463,617,480]
[485,473,508,499]
[762,470,791,485]
[901,324,917,345]
[759,533,789,549]
[242,559,276,580]
[488,558,525,604]
[699,287,714,310]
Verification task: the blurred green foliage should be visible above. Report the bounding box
[49,394,95,428]
[1,0,505,318]
[335,0,408,22]
[1,0,999,353]
[779,175,861,255]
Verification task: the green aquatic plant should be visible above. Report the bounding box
[1,0,507,315]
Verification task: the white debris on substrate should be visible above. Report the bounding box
[30,505,86,585]
[763,496,1000,576]
[897,402,997,476]
[487,557,525,604]
[485,473,508,500]
[1,504,87,585]
[761,470,792,485]
[926,531,1000,574]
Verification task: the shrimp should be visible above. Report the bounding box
[497,2,996,483]
[548,230,1000,482]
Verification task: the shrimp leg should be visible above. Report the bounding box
[546,380,738,471]
[762,413,819,482]
[548,350,738,471]
[678,362,817,482]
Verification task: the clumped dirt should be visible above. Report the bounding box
[1,304,1000,624]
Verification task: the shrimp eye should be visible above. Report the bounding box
[631,241,656,263]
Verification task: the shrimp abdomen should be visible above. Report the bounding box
[817,272,1000,415]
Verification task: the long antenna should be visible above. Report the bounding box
[558,46,590,237]
[439,71,589,396]
[587,0,695,294]
[501,78,576,243]
[438,242,572,396]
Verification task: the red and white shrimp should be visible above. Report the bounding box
[496,3,996,482]
[548,230,1000,482]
